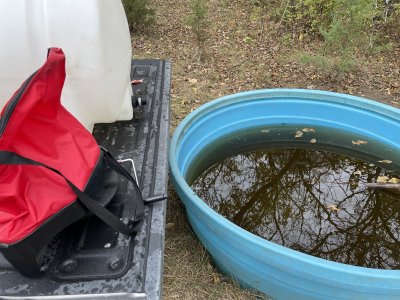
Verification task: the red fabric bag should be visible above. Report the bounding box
[0,48,143,277]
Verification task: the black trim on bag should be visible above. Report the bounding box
[0,71,38,137]
[0,148,145,244]
[100,147,145,219]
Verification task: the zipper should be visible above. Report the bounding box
[0,71,37,137]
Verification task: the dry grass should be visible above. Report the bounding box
[131,0,400,298]
[163,186,267,300]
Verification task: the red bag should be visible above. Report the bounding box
[0,48,143,277]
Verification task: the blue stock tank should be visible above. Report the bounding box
[169,89,400,299]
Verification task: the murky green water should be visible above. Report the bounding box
[190,125,400,269]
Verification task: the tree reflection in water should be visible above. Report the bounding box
[191,148,400,269]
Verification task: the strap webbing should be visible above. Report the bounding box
[101,147,144,220]
[0,149,143,235]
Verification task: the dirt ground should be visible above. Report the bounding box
[132,0,400,299]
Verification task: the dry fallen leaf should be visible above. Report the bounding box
[295,130,303,138]
[302,128,316,133]
[378,159,392,164]
[377,176,390,183]
[212,273,220,284]
[188,78,198,84]
[165,222,175,229]
[352,140,368,145]
[354,170,362,176]
[326,204,341,212]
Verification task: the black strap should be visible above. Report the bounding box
[101,147,144,220]
[0,150,142,235]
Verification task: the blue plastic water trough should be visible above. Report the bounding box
[169,89,400,300]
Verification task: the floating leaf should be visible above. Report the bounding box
[377,176,390,183]
[378,160,392,164]
[388,177,400,184]
[326,204,340,212]
[302,128,315,133]
[352,140,368,145]
[295,130,303,138]
[310,138,316,144]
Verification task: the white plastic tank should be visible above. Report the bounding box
[0,0,133,132]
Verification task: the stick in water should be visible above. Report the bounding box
[365,183,400,190]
